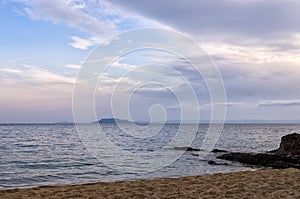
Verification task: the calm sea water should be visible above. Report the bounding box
[0,124,299,190]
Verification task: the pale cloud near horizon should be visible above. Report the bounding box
[0,65,75,122]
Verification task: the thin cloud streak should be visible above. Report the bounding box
[258,100,300,107]
[1,65,75,85]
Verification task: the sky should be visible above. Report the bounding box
[0,0,300,123]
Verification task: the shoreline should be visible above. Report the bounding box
[0,168,299,198]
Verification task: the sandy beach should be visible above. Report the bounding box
[0,168,299,199]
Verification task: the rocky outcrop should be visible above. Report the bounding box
[275,133,300,157]
[217,133,300,169]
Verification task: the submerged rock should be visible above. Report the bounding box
[211,149,228,153]
[207,160,229,166]
[217,133,300,169]
[172,147,201,151]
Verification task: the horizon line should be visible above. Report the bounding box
[1,120,300,125]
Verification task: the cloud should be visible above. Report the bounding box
[4,0,300,122]
[0,65,75,123]
[208,102,246,107]
[134,86,173,98]
[110,61,137,71]
[69,36,93,50]
[110,0,300,66]
[68,35,107,50]
[111,0,300,39]
[64,64,81,69]
[1,65,75,85]
[28,68,75,84]
[9,0,168,51]
[202,41,300,65]
[0,68,23,74]
[11,0,116,36]
[6,57,31,64]
[258,100,300,107]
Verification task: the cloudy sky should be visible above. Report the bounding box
[1,0,300,123]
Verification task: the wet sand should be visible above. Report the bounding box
[0,168,299,199]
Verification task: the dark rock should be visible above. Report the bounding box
[267,149,278,153]
[208,160,216,165]
[186,147,201,152]
[212,149,228,153]
[207,160,229,166]
[217,133,300,169]
[218,152,300,169]
[172,147,201,151]
[275,133,300,157]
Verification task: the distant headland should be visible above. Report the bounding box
[95,118,132,124]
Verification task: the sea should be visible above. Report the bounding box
[0,123,299,190]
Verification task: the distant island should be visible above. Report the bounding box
[95,118,133,124]
[95,118,150,126]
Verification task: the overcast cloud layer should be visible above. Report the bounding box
[109,0,300,121]
[112,0,300,39]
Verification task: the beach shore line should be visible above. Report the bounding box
[0,168,299,199]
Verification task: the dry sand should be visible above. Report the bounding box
[0,168,299,199]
